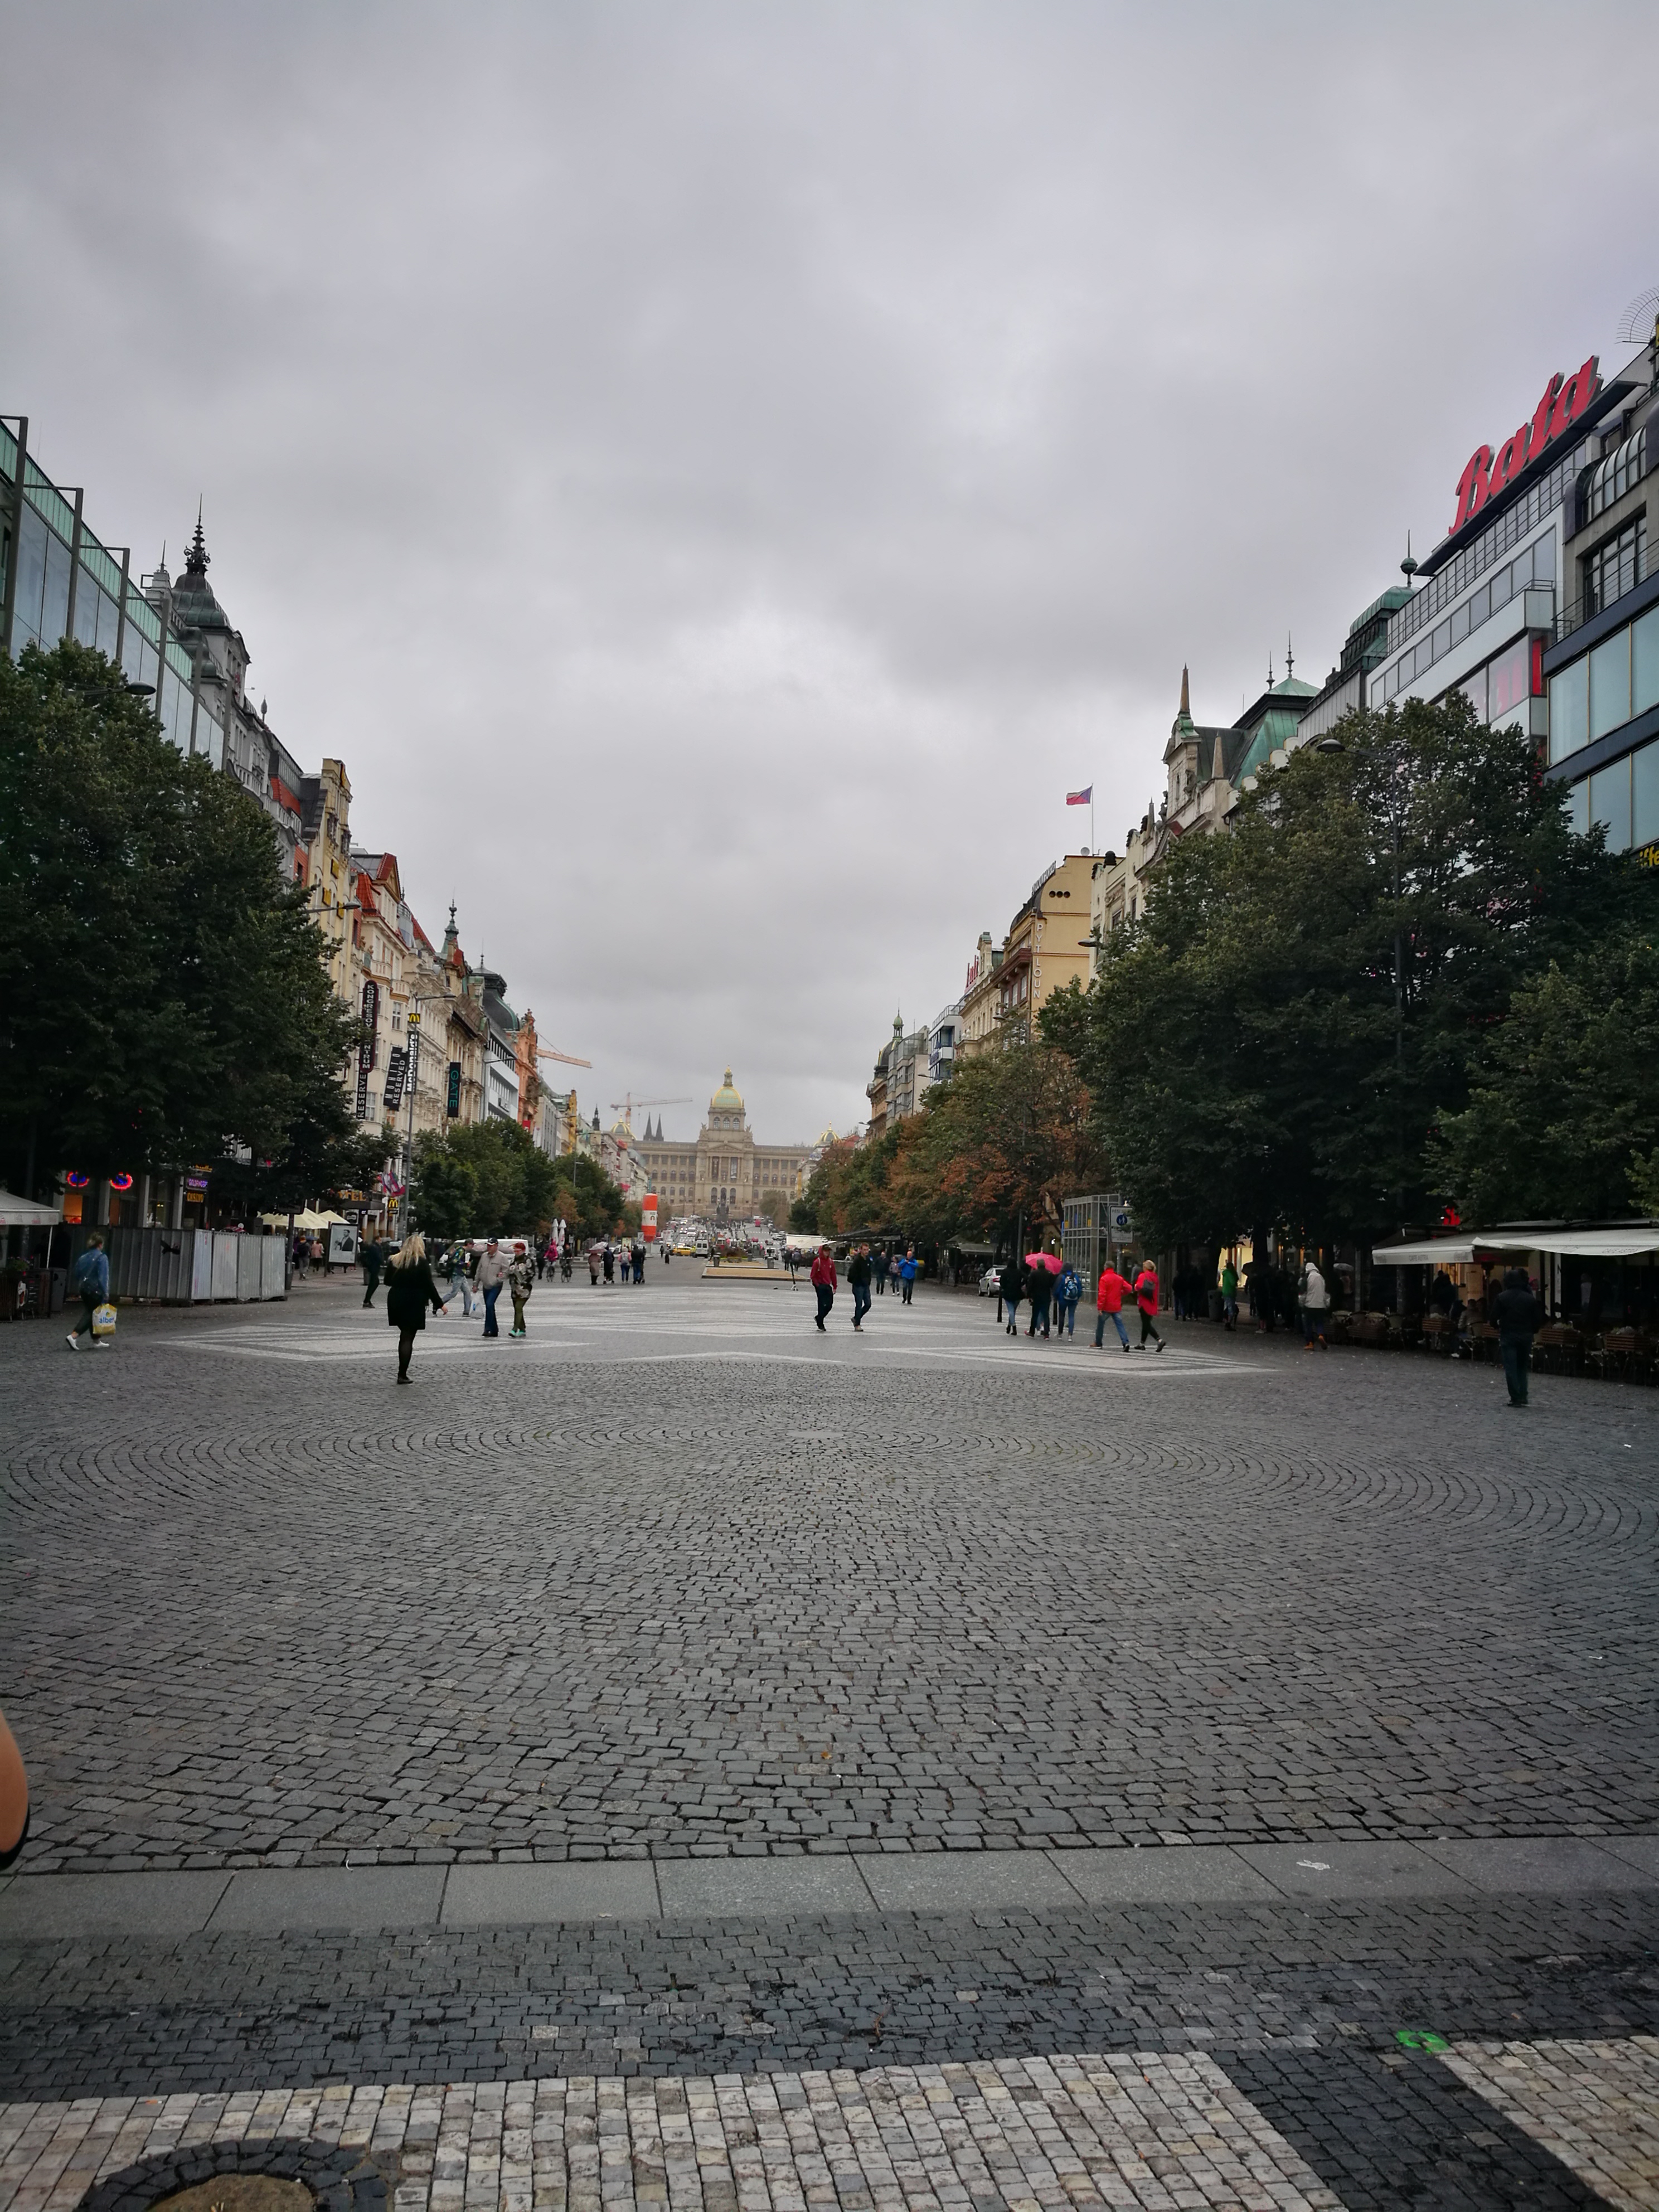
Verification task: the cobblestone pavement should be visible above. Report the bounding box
[4,1277,1655,1873]
[6,2024,1659,2212]
[6,1276,1659,2205]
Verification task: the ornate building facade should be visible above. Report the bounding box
[637,1071,810,1224]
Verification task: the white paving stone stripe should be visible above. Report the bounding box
[1440,2034,1659,2212]
[0,2056,1345,2212]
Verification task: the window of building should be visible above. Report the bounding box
[1636,604,1659,720]
[1550,655,1589,763]
[1584,516,1646,619]
[1581,424,1648,527]
[1589,628,1631,744]
[1589,756,1632,852]
[1635,738,1659,850]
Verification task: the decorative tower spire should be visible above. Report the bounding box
[1401,530,1418,585]
[1178,664,1190,717]
[1284,633,1294,681]
[185,502,209,578]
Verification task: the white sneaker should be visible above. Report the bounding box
[95,1338,112,1348]
[66,1333,80,1350]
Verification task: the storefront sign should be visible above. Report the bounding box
[357,979,380,1120]
[1449,357,1600,536]
[382,1045,408,1114]
[446,1060,462,1117]
[109,1172,134,1192]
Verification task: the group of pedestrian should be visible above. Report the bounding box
[807,1243,922,1332]
[994,1249,1165,1350]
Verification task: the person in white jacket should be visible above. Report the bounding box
[474,1239,508,1337]
[1299,1259,1329,1350]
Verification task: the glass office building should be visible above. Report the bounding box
[1,417,224,767]
[1541,367,1659,859]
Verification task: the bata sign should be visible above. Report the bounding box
[1449,356,1600,536]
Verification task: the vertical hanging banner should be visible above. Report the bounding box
[357,979,380,1120]
[382,1046,408,1115]
[642,1194,658,1242]
[446,1061,462,1117]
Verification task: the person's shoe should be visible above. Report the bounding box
[1154,1338,1165,1352]
[1122,1343,1131,1352]
[396,1373,411,1384]
[66,1333,80,1350]
[95,1338,111,1348]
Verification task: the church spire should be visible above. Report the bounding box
[185,501,209,578]
[1178,664,1190,717]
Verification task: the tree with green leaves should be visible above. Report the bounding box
[1430,928,1659,1221]
[0,639,360,1202]
[1047,696,1658,1250]
[409,1117,566,1239]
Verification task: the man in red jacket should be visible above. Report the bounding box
[809,1245,837,1332]
[1133,1260,1166,1351]
[1094,1260,1132,1351]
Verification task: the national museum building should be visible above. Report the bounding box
[637,1071,811,1224]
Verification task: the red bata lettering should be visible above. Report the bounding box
[1448,356,1599,536]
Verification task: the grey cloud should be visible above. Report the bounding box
[3,0,1656,1138]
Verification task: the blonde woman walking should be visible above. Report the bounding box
[385,1234,449,1383]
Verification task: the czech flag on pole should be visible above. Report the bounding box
[1065,785,1092,805]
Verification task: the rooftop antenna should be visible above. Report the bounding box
[1615,284,1659,347]
[1285,633,1294,681]
[1401,530,1418,586]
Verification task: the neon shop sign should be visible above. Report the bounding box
[1449,356,1601,536]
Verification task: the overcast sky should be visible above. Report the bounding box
[4,2,1656,1144]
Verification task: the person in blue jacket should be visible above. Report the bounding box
[1055,1262,1083,1338]
[66,1234,110,1350]
[899,1246,919,1305]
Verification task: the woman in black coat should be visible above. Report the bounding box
[385,1233,449,1382]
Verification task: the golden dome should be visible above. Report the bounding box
[710,1066,744,1114]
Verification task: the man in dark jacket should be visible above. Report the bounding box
[361,1236,385,1308]
[847,1244,872,1331]
[1001,1256,1024,1335]
[1495,1268,1541,1407]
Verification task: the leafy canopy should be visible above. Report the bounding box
[0,639,359,1197]
[1046,696,1658,1248]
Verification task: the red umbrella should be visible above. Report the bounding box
[1025,1250,1063,1274]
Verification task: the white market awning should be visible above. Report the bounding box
[1371,1237,1477,1265]
[1481,1226,1659,1260]
[1374,1225,1659,1265]
[0,1189,64,1227]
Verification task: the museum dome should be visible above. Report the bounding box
[710,1067,744,1115]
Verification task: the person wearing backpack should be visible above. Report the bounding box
[66,1234,110,1350]
[1054,1262,1083,1338]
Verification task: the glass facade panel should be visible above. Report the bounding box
[71,563,100,646]
[1550,656,1588,762]
[1634,604,1659,719]
[1566,777,1590,837]
[1488,636,1532,726]
[1456,666,1487,721]
[13,505,48,649]
[40,529,70,645]
[1634,739,1659,851]
[1589,628,1631,741]
[93,584,120,657]
[1589,758,1632,852]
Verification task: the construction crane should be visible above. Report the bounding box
[610,1093,691,1127]
[536,1045,592,1068]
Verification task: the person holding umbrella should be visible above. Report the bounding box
[1025,1242,1060,1338]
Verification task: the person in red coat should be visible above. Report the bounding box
[1094,1261,1132,1351]
[809,1245,838,1332]
[1133,1260,1166,1351]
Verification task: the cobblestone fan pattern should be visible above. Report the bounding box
[0,2056,1366,2212]
[4,1286,1657,1870]
[4,1895,1657,2102]
[11,2039,1659,2212]
[1441,2036,1659,2211]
